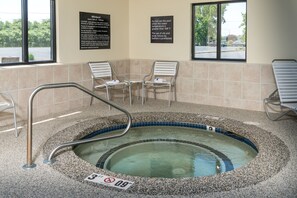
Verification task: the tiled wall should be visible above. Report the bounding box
[0,59,276,125]
[130,59,276,112]
[0,60,130,125]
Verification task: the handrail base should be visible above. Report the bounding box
[43,159,55,164]
[22,163,37,170]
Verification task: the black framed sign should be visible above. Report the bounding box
[151,16,173,43]
[80,12,110,50]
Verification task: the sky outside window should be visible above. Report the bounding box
[221,3,246,37]
[0,0,49,22]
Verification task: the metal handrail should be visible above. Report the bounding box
[22,82,132,169]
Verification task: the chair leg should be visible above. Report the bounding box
[153,87,156,100]
[106,87,111,110]
[12,105,18,137]
[90,80,95,106]
[263,98,293,121]
[129,83,132,106]
[142,83,145,105]
[168,85,172,107]
[90,96,94,106]
[122,88,125,103]
[137,84,140,100]
[174,85,177,101]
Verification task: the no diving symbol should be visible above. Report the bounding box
[104,177,115,183]
[207,126,216,132]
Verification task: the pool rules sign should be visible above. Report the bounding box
[80,12,110,50]
[151,16,173,43]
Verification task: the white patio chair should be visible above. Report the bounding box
[142,61,179,107]
[264,59,297,120]
[89,61,130,108]
[0,92,18,137]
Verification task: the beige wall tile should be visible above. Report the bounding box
[0,60,279,121]
[129,74,142,81]
[179,78,194,94]
[179,61,193,78]
[261,64,275,84]
[156,91,170,100]
[69,99,84,110]
[224,64,242,82]
[225,82,241,99]
[140,60,154,75]
[37,66,53,85]
[82,63,91,80]
[18,67,37,89]
[224,98,242,109]
[209,80,224,97]
[209,64,224,81]
[242,82,261,100]
[242,100,262,111]
[0,69,18,91]
[37,105,53,118]
[193,79,208,96]
[193,95,208,105]
[243,64,261,83]
[69,64,82,82]
[54,102,69,114]
[82,80,92,93]
[176,93,194,103]
[193,63,208,80]
[54,88,69,103]
[37,90,54,107]
[69,87,84,99]
[18,88,36,118]
[111,60,130,76]
[205,96,224,107]
[54,65,69,83]
[261,83,277,100]
[130,61,141,75]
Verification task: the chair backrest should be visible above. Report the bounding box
[153,61,178,77]
[89,62,113,79]
[272,59,297,104]
[0,92,14,111]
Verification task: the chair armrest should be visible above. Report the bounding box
[272,59,297,63]
[143,74,152,82]
[0,92,15,105]
[115,75,129,82]
[92,77,107,84]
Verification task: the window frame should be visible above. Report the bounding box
[191,0,247,62]
[0,0,56,66]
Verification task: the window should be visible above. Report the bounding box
[192,1,246,61]
[0,0,56,65]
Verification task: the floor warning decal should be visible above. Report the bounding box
[85,173,134,190]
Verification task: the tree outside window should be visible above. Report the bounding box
[192,1,246,61]
[0,0,55,65]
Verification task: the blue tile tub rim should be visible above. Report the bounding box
[82,121,258,152]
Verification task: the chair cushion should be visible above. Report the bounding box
[154,78,166,83]
[106,80,120,85]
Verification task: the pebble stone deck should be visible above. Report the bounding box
[0,99,296,197]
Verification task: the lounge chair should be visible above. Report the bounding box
[89,61,130,108]
[263,59,297,120]
[142,61,179,107]
[0,92,18,137]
